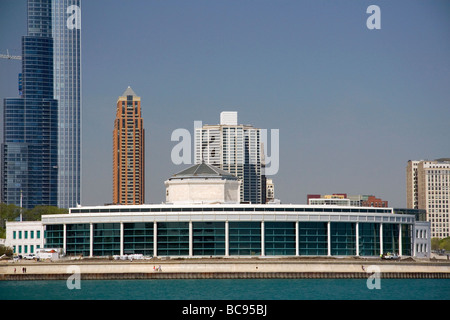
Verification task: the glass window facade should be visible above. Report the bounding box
[66,223,90,256]
[298,222,328,256]
[157,222,189,256]
[382,223,399,254]
[229,222,261,256]
[44,224,63,248]
[123,222,153,256]
[193,222,225,256]
[359,223,380,256]
[93,223,120,257]
[264,222,296,256]
[401,224,412,256]
[42,219,415,258]
[331,222,356,256]
[1,0,58,209]
[52,0,82,209]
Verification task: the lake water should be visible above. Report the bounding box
[0,278,449,300]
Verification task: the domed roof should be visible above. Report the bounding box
[170,163,238,180]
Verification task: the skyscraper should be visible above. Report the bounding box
[113,87,145,205]
[1,0,58,208]
[1,0,82,209]
[195,111,263,204]
[407,159,450,238]
[52,0,82,209]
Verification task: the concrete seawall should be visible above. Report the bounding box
[2,258,450,280]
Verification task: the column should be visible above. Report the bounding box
[225,221,229,257]
[295,221,299,256]
[398,223,402,256]
[412,225,417,257]
[153,221,157,257]
[189,221,193,257]
[327,222,331,256]
[261,221,265,257]
[356,222,359,256]
[89,223,94,257]
[379,223,383,256]
[63,224,67,255]
[120,222,124,256]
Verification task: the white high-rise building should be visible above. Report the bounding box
[195,112,263,204]
[407,159,450,238]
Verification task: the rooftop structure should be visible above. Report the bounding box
[165,163,240,205]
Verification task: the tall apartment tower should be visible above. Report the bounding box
[53,0,82,209]
[195,112,263,204]
[1,0,58,208]
[407,159,450,238]
[113,87,145,205]
[406,160,420,209]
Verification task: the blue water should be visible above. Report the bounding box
[0,279,449,300]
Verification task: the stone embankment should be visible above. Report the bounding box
[1,257,449,280]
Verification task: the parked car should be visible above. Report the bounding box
[381,253,400,260]
[23,254,36,260]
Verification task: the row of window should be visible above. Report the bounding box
[13,230,41,240]
[70,207,392,214]
[45,222,412,257]
[13,244,41,255]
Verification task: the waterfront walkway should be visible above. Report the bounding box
[1,257,450,280]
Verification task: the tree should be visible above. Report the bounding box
[431,237,450,251]
[0,204,67,239]
[0,203,22,222]
[440,237,450,251]
[23,206,68,221]
[431,238,440,251]
[0,245,13,257]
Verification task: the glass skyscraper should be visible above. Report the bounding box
[52,0,82,208]
[1,0,81,209]
[2,0,58,208]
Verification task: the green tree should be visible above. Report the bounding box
[0,245,13,257]
[0,204,67,238]
[431,238,441,251]
[23,205,68,221]
[440,237,450,251]
[0,203,22,238]
[0,203,22,222]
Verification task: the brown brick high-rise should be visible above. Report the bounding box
[113,87,145,205]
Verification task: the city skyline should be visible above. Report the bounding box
[1,1,449,208]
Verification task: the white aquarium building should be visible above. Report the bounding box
[36,164,431,258]
[41,203,424,258]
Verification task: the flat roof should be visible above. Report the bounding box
[40,204,416,226]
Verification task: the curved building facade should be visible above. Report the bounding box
[42,204,419,258]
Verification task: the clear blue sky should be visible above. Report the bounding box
[1,0,449,207]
